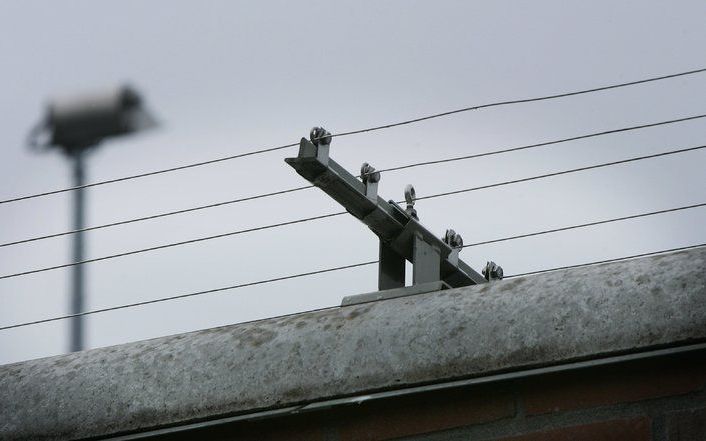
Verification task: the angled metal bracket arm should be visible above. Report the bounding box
[285,127,490,291]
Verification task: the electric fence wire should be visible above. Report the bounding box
[463,202,706,248]
[1,242,704,332]
[374,113,706,175]
[414,144,706,203]
[1,67,705,206]
[0,260,378,331]
[0,142,704,281]
[505,243,706,278]
[0,184,315,248]
[3,114,705,248]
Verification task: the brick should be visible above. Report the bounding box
[179,384,514,441]
[337,385,515,441]
[665,407,706,441]
[198,413,330,441]
[522,356,706,415]
[495,417,651,441]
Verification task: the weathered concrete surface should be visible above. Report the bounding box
[1,246,705,440]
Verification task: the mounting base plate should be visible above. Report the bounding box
[341,281,451,306]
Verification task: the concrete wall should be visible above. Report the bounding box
[1,246,705,440]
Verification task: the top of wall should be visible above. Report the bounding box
[1,246,705,440]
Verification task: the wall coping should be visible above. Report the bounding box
[1,246,704,440]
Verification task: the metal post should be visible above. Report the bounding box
[412,234,440,285]
[378,241,405,290]
[70,150,85,352]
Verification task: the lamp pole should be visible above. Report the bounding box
[70,149,86,352]
[29,85,156,353]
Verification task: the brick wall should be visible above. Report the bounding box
[153,350,706,441]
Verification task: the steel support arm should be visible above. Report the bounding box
[285,134,486,288]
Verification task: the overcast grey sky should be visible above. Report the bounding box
[1,1,705,365]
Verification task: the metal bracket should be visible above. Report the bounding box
[285,127,490,292]
[341,281,451,306]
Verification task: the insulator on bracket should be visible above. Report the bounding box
[309,127,332,146]
[404,184,418,220]
[483,261,504,281]
[443,229,463,265]
[360,162,380,201]
[443,229,463,249]
[298,126,332,164]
